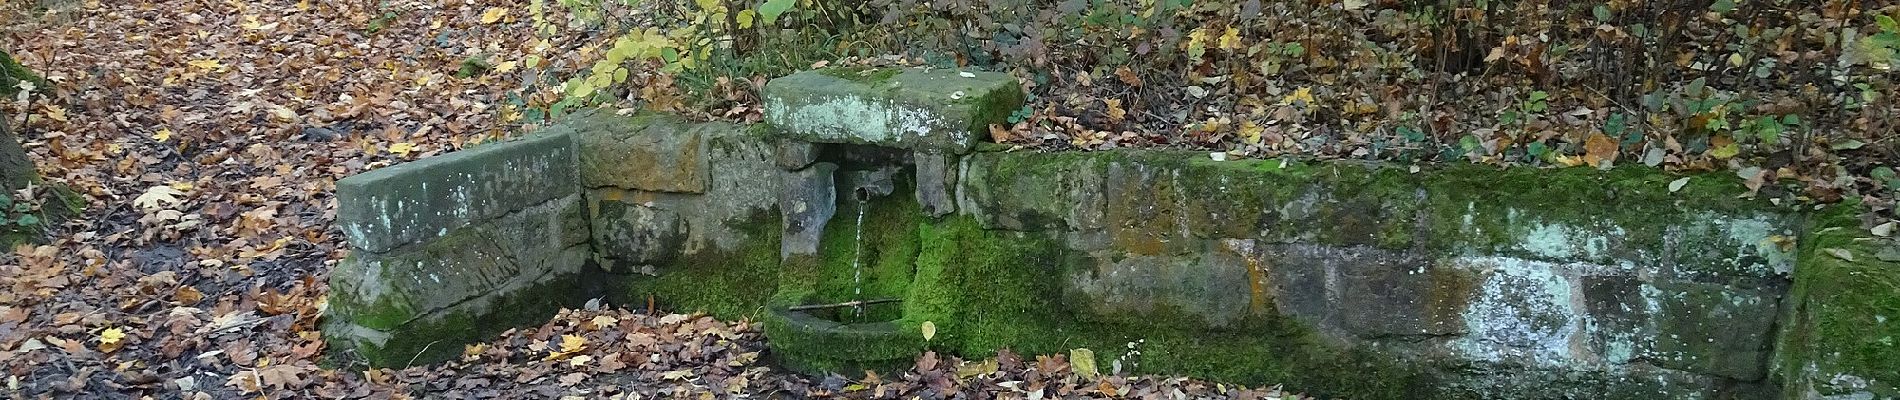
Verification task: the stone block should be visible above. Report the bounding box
[1259,244,1468,338]
[1103,161,1189,255]
[762,67,1024,154]
[1649,282,1779,380]
[325,194,590,367]
[1776,205,1900,398]
[779,163,838,259]
[958,152,1105,231]
[1069,239,1262,328]
[336,130,576,253]
[590,195,684,269]
[777,139,819,170]
[568,110,709,193]
[915,152,957,218]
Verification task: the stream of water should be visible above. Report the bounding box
[850,195,867,317]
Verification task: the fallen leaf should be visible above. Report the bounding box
[1668,177,1692,193]
[920,321,936,341]
[1582,132,1618,168]
[134,186,185,211]
[1070,348,1098,379]
[1114,66,1143,87]
[481,7,508,24]
[1279,87,1314,106]
[388,142,416,157]
[1824,248,1855,262]
[1104,99,1126,123]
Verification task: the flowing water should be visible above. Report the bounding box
[850,195,867,317]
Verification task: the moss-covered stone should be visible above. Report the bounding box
[1775,201,1900,398]
[615,212,784,320]
[566,109,713,193]
[761,68,1024,154]
[325,194,591,368]
[336,129,578,253]
[910,216,1430,399]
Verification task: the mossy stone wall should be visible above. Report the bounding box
[326,82,1900,399]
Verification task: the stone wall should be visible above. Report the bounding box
[951,152,1798,397]
[323,66,1900,399]
[326,130,591,367]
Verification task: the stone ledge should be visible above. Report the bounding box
[337,130,578,253]
[762,67,1024,154]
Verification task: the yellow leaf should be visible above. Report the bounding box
[481,7,508,24]
[1239,121,1265,144]
[1218,27,1242,51]
[42,105,67,122]
[737,9,757,29]
[100,327,125,344]
[1582,132,1618,167]
[494,61,518,74]
[464,343,487,356]
[154,128,173,143]
[589,315,618,330]
[1280,87,1316,106]
[559,334,585,353]
[187,59,223,72]
[921,321,936,342]
[388,142,416,157]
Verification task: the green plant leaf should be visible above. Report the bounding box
[1711,0,1735,13]
[15,214,37,227]
[1527,142,1549,158]
[758,0,795,26]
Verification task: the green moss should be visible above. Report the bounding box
[907,215,1427,398]
[963,80,1025,140]
[816,66,902,84]
[328,264,593,368]
[1775,201,1900,397]
[0,50,47,98]
[619,213,784,320]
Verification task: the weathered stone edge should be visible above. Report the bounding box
[337,129,579,253]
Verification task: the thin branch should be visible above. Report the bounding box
[786,298,901,311]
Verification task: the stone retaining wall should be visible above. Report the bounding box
[323,66,1900,399]
[325,131,591,367]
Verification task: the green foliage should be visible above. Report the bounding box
[0,193,40,228]
[757,0,795,25]
[454,56,494,78]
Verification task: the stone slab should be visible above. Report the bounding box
[569,110,710,193]
[762,67,1024,154]
[336,130,577,253]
